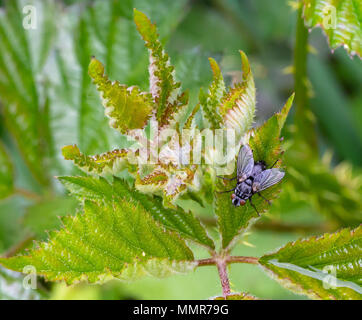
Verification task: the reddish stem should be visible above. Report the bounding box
[227,256,259,264]
[197,255,259,297]
[197,256,259,266]
[216,259,231,297]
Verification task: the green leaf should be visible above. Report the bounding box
[0,195,195,284]
[216,94,294,249]
[135,163,198,208]
[62,144,130,175]
[213,292,259,300]
[302,0,362,57]
[260,226,362,300]
[285,143,362,227]
[135,167,170,194]
[250,93,294,166]
[134,9,182,127]
[0,0,57,185]
[23,197,78,240]
[199,58,225,129]
[219,51,256,141]
[0,0,188,181]
[308,55,362,166]
[88,57,154,133]
[51,0,137,156]
[0,197,28,254]
[0,142,13,199]
[58,176,215,249]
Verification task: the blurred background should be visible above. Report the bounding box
[0,0,361,299]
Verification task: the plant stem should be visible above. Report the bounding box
[227,256,259,264]
[197,255,259,266]
[216,259,231,297]
[197,255,258,296]
[294,1,317,149]
[196,257,216,266]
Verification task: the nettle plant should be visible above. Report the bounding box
[1,10,361,300]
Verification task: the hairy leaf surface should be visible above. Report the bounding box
[134,9,182,127]
[23,197,78,240]
[88,58,154,133]
[199,58,225,128]
[260,226,362,300]
[216,94,294,249]
[62,144,130,175]
[220,51,256,142]
[302,0,362,57]
[58,176,214,249]
[0,195,195,284]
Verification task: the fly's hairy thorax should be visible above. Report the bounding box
[252,161,266,176]
[235,161,266,200]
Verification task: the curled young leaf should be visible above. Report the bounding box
[199,58,225,129]
[219,51,255,142]
[134,9,182,127]
[88,57,154,133]
[62,144,130,175]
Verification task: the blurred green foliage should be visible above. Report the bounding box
[0,0,361,300]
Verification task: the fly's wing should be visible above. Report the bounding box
[237,144,254,181]
[252,168,284,192]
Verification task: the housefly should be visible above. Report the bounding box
[218,144,284,215]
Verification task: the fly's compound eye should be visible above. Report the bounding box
[239,199,246,206]
[231,193,236,199]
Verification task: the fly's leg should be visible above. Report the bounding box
[270,152,284,168]
[249,197,260,216]
[216,188,235,194]
[257,192,271,205]
[270,159,279,169]
[216,176,237,181]
[216,176,236,193]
